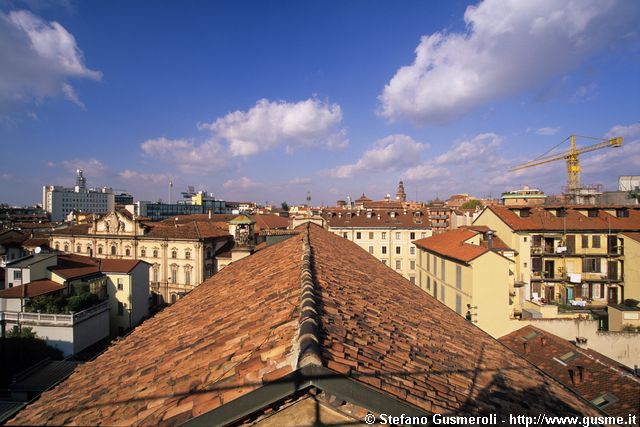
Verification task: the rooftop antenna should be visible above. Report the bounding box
[169,180,173,204]
[306,191,311,206]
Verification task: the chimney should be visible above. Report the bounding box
[486,230,494,249]
[578,366,590,382]
[575,336,588,349]
[523,342,530,354]
[568,369,580,386]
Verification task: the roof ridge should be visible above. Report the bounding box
[296,222,322,368]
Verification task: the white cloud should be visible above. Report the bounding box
[60,158,108,176]
[328,134,426,178]
[288,177,312,185]
[140,137,229,175]
[379,0,639,124]
[0,9,101,113]
[200,98,348,156]
[118,170,172,185]
[223,176,262,190]
[536,126,560,136]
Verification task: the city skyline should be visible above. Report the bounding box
[1,0,639,206]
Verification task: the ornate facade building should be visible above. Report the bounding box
[49,211,232,304]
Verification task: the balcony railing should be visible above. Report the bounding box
[0,301,108,326]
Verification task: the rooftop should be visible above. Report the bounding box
[413,228,511,263]
[8,224,601,425]
[499,325,640,418]
[0,280,64,299]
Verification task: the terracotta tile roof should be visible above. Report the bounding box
[99,259,146,274]
[0,279,64,298]
[252,214,289,231]
[622,232,640,243]
[21,237,50,248]
[50,224,91,236]
[485,205,640,232]
[49,255,100,280]
[323,208,431,229]
[499,326,640,418]
[413,229,490,263]
[8,225,602,425]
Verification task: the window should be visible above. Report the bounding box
[456,265,462,289]
[125,248,131,257]
[185,250,191,260]
[343,232,348,238]
[153,249,158,258]
[171,250,177,259]
[117,302,124,316]
[410,232,415,240]
[382,246,387,254]
[591,393,619,409]
[98,246,103,255]
[588,209,598,218]
[13,270,21,280]
[456,294,462,314]
[616,209,629,218]
[409,276,415,284]
[111,246,116,255]
[153,265,159,283]
[427,276,431,291]
[64,244,69,252]
[171,294,178,304]
[170,265,178,283]
[421,232,426,238]
[523,237,527,242]
[76,245,81,253]
[440,284,445,302]
[356,232,361,239]
[592,235,601,249]
[410,260,415,270]
[368,246,374,254]
[369,232,374,239]
[395,232,401,240]
[117,278,123,290]
[141,248,146,257]
[434,256,437,276]
[395,260,401,270]
[55,243,60,251]
[185,268,191,286]
[582,258,601,273]
[441,259,445,280]
[582,235,589,249]
[395,246,401,255]
[427,253,430,271]
[382,232,387,240]
[410,246,415,255]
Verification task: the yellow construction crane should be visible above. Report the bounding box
[510,134,623,194]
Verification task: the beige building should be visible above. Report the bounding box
[322,207,431,283]
[473,205,640,317]
[620,232,640,302]
[49,210,232,305]
[414,227,517,337]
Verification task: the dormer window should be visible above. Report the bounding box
[520,208,530,218]
[390,211,396,218]
[616,208,629,218]
[556,208,567,217]
[588,209,598,218]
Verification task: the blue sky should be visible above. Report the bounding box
[1,0,639,206]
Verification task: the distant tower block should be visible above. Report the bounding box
[396,180,407,202]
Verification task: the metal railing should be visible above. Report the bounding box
[0,301,108,326]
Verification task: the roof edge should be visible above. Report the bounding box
[297,223,323,368]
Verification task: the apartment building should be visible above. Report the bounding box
[323,207,431,283]
[413,227,517,337]
[49,210,232,305]
[473,205,640,311]
[43,170,115,222]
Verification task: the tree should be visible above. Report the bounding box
[281,201,290,211]
[461,199,484,210]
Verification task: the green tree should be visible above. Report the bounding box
[281,201,290,211]
[461,199,484,210]
[7,326,37,339]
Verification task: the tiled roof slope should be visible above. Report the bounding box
[323,209,431,229]
[8,234,305,426]
[309,225,598,416]
[9,225,602,425]
[499,326,640,418]
[0,280,64,298]
[622,232,640,243]
[486,205,640,232]
[413,229,490,263]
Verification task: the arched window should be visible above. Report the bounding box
[55,243,60,251]
[140,248,146,257]
[184,265,192,285]
[111,245,117,255]
[98,245,103,255]
[152,265,159,283]
[125,248,131,257]
[170,264,178,284]
[76,244,81,253]
[185,250,191,260]
[171,293,178,304]
[153,249,158,258]
[88,246,93,257]
[171,250,177,259]
[64,244,69,252]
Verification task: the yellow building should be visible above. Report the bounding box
[322,207,431,283]
[50,210,232,305]
[473,205,640,315]
[620,232,640,302]
[413,227,516,337]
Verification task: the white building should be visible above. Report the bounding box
[43,170,115,222]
